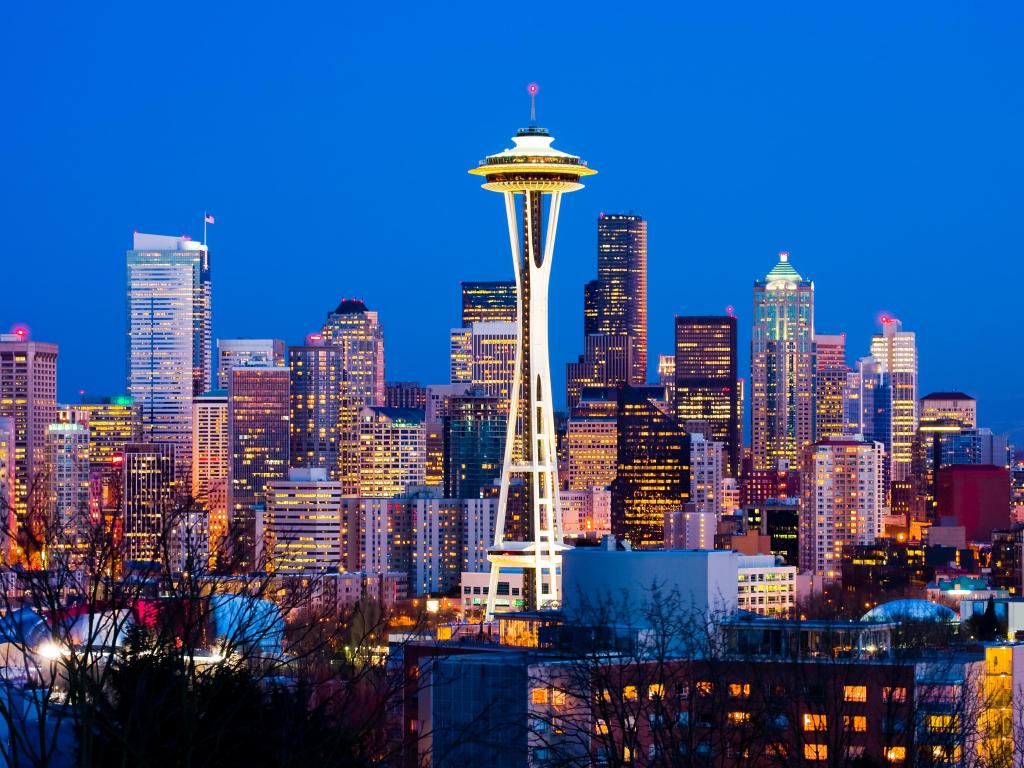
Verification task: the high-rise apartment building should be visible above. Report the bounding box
[674,315,739,476]
[587,214,648,383]
[443,388,504,500]
[799,438,885,580]
[126,233,212,473]
[288,340,343,479]
[216,339,285,390]
[689,433,724,517]
[870,317,919,483]
[356,407,426,498]
[121,442,176,564]
[265,468,344,573]
[610,385,690,549]
[751,252,814,471]
[920,391,976,429]
[46,422,91,561]
[0,332,58,534]
[461,281,517,326]
[813,334,849,441]
[565,333,635,411]
[227,366,290,570]
[192,390,228,559]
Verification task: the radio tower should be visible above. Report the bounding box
[469,85,596,618]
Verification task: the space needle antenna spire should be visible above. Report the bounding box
[528,82,538,124]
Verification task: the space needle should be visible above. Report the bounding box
[469,85,596,618]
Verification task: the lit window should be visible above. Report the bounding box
[803,743,827,761]
[550,690,566,708]
[623,685,638,702]
[729,682,751,698]
[696,681,713,696]
[728,711,750,724]
[885,746,906,763]
[530,688,549,705]
[595,719,609,735]
[648,683,665,700]
[803,713,827,731]
[843,685,867,702]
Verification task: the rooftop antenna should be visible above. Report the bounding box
[528,83,538,125]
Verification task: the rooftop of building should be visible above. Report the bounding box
[362,406,425,424]
[759,251,808,287]
[330,298,369,315]
[922,391,976,401]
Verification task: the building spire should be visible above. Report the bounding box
[528,82,538,125]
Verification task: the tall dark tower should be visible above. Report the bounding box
[593,214,647,383]
[674,315,740,477]
[469,85,596,617]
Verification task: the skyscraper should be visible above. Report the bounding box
[127,233,212,473]
[449,322,518,413]
[321,299,385,492]
[0,418,13,561]
[121,441,176,564]
[320,299,385,407]
[216,339,285,390]
[0,331,58,537]
[674,315,740,476]
[751,252,814,471]
[73,395,142,530]
[689,433,725,517]
[461,281,517,326]
[192,390,228,560]
[46,422,91,562]
[469,100,596,615]
[288,340,343,478]
[588,213,648,383]
[869,317,919,483]
[356,406,426,498]
[564,411,617,492]
[443,388,505,499]
[799,438,884,580]
[920,391,976,429]
[227,366,290,570]
[385,381,427,410]
[610,385,690,550]
[813,334,849,440]
[658,354,675,403]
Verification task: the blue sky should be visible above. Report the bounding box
[3,3,1023,441]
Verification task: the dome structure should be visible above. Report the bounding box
[861,599,958,624]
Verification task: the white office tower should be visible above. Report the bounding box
[664,508,717,550]
[127,232,212,475]
[46,422,91,563]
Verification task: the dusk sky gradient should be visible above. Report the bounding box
[3,3,1023,440]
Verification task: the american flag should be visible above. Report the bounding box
[205,214,215,224]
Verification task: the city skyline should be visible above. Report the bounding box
[4,5,1023,443]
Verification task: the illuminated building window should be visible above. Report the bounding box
[648,683,664,700]
[803,713,827,731]
[530,687,549,705]
[843,685,868,702]
[729,683,751,698]
[885,746,906,763]
[803,744,827,761]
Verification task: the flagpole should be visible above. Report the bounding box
[203,211,208,246]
